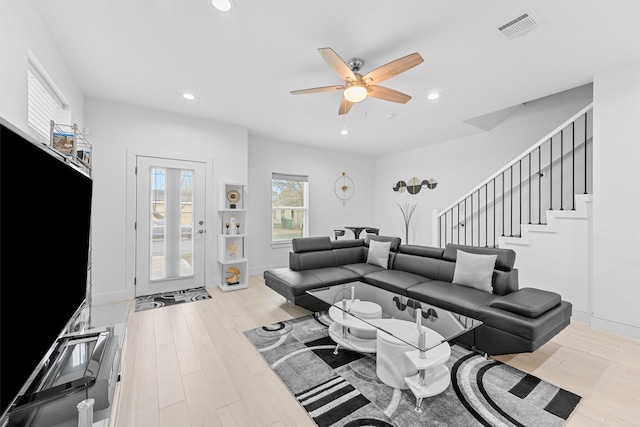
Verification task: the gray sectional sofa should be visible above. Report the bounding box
[263,235,572,356]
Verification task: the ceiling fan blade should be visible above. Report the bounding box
[318,47,357,81]
[367,86,412,104]
[290,85,345,95]
[338,98,354,115]
[363,52,424,85]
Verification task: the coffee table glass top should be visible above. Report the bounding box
[306,281,482,353]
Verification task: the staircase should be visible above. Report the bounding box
[433,103,593,250]
[433,104,594,323]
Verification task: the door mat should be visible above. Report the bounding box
[243,313,582,427]
[134,286,211,312]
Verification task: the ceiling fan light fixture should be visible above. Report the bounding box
[344,81,367,103]
[211,0,232,12]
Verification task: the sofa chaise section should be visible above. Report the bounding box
[263,237,382,311]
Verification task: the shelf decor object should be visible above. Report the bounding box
[49,121,92,176]
[226,189,241,208]
[225,266,241,285]
[227,241,238,258]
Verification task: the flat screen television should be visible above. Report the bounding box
[0,117,93,418]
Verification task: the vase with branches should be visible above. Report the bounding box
[398,202,417,244]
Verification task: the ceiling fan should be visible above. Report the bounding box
[290,47,424,115]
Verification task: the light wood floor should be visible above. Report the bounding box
[113,275,640,427]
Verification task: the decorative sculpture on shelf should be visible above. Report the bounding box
[226,189,241,209]
[229,215,237,234]
[225,266,241,285]
[227,241,238,258]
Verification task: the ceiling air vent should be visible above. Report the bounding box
[498,10,541,39]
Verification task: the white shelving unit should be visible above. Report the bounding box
[218,182,248,292]
[49,120,92,176]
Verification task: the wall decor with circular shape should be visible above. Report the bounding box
[392,177,438,194]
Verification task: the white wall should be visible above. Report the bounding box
[592,62,640,339]
[373,84,594,246]
[248,137,375,273]
[0,0,84,136]
[85,98,248,304]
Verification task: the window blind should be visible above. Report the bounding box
[272,173,308,182]
[27,66,62,143]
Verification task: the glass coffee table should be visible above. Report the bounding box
[306,281,482,411]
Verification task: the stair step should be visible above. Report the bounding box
[498,194,592,247]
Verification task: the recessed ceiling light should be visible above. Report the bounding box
[427,93,441,100]
[182,93,196,100]
[211,0,232,12]
[340,130,349,135]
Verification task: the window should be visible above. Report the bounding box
[27,54,69,144]
[272,173,308,242]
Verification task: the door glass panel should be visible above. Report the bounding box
[149,167,194,281]
[151,168,166,280]
[179,170,194,276]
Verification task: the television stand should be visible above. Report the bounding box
[0,301,129,427]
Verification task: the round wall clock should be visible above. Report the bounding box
[334,172,354,205]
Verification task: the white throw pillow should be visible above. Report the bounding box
[452,250,497,293]
[366,240,391,269]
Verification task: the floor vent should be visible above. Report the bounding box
[498,10,541,39]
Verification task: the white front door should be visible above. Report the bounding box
[135,156,206,296]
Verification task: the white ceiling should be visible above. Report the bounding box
[33,0,639,156]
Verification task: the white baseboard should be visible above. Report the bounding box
[589,315,640,340]
[91,290,128,306]
[559,309,638,340]
[571,309,591,325]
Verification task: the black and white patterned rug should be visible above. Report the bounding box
[243,313,581,427]
[134,287,211,312]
